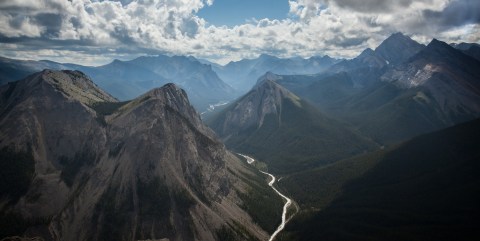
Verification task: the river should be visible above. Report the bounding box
[238,154,293,241]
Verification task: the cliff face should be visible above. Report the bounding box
[0,70,272,241]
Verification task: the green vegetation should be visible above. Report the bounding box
[92,186,134,241]
[59,149,96,187]
[281,150,385,210]
[134,177,174,239]
[0,212,51,238]
[215,222,261,241]
[137,177,170,218]
[4,81,18,100]
[282,118,480,241]
[90,100,130,116]
[235,159,283,233]
[0,146,34,202]
[172,189,195,215]
[222,98,377,174]
[216,225,237,241]
[108,141,124,157]
[90,100,130,125]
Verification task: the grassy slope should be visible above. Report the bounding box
[281,118,480,241]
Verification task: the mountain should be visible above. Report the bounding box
[451,42,480,61]
[207,74,377,174]
[0,56,82,86]
[213,54,340,91]
[274,37,480,145]
[324,33,425,88]
[359,38,480,143]
[281,118,480,241]
[79,55,238,112]
[0,55,237,113]
[0,70,282,241]
[375,32,425,65]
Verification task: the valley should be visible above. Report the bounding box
[238,153,297,241]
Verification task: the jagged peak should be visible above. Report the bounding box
[126,83,201,122]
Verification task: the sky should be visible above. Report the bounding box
[0,0,479,66]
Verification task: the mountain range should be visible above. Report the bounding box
[213,54,340,91]
[271,33,480,144]
[0,55,237,112]
[0,54,340,114]
[1,31,480,241]
[0,70,281,241]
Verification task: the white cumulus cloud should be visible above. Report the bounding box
[0,0,478,65]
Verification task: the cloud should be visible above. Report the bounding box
[329,0,414,13]
[423,0,480,29]
[0,0,479,65]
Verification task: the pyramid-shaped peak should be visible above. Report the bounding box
[255,71,282,86]
[357,48,375,59]
[375,32,424,65]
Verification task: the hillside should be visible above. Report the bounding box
[208,76,377,174]
[276,36,480,145]
[281,118,480,241]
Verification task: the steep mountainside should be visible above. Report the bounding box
[281,118,480,241]
[0,70,281,241]
[275,37,480,145]
[324,33,425,88]
[207,75,377,174]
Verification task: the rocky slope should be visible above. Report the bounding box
[0,70,280,241]
[208,74,377,174]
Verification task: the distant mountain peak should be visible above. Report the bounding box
[426,38,448,49]
[358,48,375,59]
[255,71,283,86]
[374,32,424,65]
